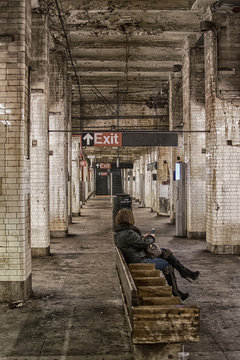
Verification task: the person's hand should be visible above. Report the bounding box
[144,233,155,238]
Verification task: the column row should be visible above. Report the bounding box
[128,7,240,255]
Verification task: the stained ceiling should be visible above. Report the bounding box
[32,0,229,162]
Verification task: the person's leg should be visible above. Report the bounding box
[162,265,189,301]
[160,248,200,281]
[145,257,168,270]
[145,258,189,301]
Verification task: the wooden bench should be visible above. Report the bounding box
[115,247,200,360]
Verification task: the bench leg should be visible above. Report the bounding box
[133,343,182,360]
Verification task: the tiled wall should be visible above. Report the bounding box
[157,147,171,215]
[72,137,80,216]
[182,36,206,239]
[49,51,69,237]
[205,12,240,254]
[0,0,32,300]
[169,73,184,224]
[30,12,50,255]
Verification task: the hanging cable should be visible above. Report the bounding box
[88,80,118,114]
[90,87,117,115]
[54,0,118,117]
[55,0,82,102]
[54,0,83,131]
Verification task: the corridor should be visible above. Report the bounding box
[1,1,240,359]
[0,196,239,360]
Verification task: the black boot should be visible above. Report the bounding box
[161,248,200,282]
[162,265,189,301]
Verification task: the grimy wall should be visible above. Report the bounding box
[182,35,206,239]
[169,72,184,224]
[205,10,240,254]
[0,0,32,300]
[31,12,50,256]
[129,7,240,255]
[49,51,69,238]
[1,0,240,303]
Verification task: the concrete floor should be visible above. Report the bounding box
[0,196,240,360]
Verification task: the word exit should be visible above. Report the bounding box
[82,132,122,147]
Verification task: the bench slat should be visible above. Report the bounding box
[134,276,166,287]
[142,296,181,305]
[133,324,199,344]
[129,263,155,270]
[132,305,200,344]
[134,277,166,286]
[133,305,200,317]
[138,285,172,297]
[130,269,161,277]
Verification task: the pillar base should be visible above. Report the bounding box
[72,212,81,217]
[31,246,50,257]
[0,274,32,302]
[157,212,170,217]
[170,211,176,224]
[187,231,206,240]
[133,343,181,360]
[206,242,240,255]
[50,230,68,238]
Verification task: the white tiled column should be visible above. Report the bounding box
[0,0,32,301]
[133,159,140,201]
[49,51,69,238]
[149,149,158,213]
[182,35,206,239]
[72,137,80,216]
[169,72,184,224]
[123,169,127,194]
[138,155,145,207]
[67,76,72,224]
[205,12,240,254]
[158,148,171,216]
[30,12,50,256]
[144,152,151,208]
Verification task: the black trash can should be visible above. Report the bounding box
[113,193,132,229]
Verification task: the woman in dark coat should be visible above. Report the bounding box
[114,208,199,301]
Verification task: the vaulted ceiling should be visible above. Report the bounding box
[32,0,228,162]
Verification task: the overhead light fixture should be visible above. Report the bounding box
[172,64,182,72]
[200,21,215,32]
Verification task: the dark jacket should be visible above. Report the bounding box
[114,224,155,264]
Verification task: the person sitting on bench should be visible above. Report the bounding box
[114,208,200,301]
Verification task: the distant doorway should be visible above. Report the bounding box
[112,169,123,195]
[95,168,123,195]
[95,170,110,195]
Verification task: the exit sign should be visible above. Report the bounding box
[82,132,122,147]
[79,160,87,166]
[80,131,178,147]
